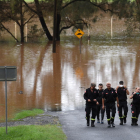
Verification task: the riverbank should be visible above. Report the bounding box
[0,112,60,127]
[0,109,66,140]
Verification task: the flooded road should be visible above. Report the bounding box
[0,37,140,121]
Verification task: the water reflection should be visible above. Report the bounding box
[0,38,139,121]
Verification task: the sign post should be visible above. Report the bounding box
[79,38,81,54]
[74,29,84,53]
[0,66,17,134]
[5,67,8,134]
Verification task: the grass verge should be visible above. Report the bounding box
[13,109,44,120]
[0,125,66,140]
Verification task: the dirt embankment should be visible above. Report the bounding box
[0,113,59,127]
[0,10,128,41]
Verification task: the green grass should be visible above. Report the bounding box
[0,125,66,140]
[4,109,67,139]
[13,109,44,120]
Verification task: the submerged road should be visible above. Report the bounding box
[48,106,140,140]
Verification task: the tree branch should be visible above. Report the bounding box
[61,0,114,13]
[1,23,19,42]
[59,25,74,34]
[24,14,35,25]
[136,0,140,9]
[60,18,88,34]
[23,0,38,14]
[89,2,113,13]
[74,19,88,27]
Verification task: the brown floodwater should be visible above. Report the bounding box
[0,37,140,121]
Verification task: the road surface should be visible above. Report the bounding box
[48,106,140,140]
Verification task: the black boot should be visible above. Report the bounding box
[111,118,115,127]
[120,118,123,125]
[131,118,135,126]
[112,123,115,127]
[97,119,100,123]
[135,119,138,126]
[107,120,111,128]
[101,113,104,124]
[87,117,90,126]
[123,117,127,123]
[91,120,95,127]
[101,112,104,124]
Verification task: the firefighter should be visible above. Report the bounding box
[84,83,99,127]
[130,87,140,126]
[102,82,119,128]
[116,81,129,125]
[97,83,105,124]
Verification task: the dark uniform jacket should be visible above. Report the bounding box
[84,88,99,106]
[102,88,117,104]
[97,89,104,105]
[117,87,127,102]
[132,92,140,105]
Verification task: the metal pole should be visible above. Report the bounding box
[79,38,81,54]
[53,0,57,53]
[5,67,7,134]
[111,16,113,39]
[88,26,89,37]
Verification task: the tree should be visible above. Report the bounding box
[23,0,53,41]
[0,0,35,42]
[23,0,114,41]
[110,0,140,36]
[0,0,19,41]
[56,0,113,40]
[2,0,138,42]
[59,1,99,35]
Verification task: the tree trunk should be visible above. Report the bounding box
[56,13,61,41]
[34,0,53,41]
[20,25,24,42]
[56,0,63,41]
[20,0,24,43]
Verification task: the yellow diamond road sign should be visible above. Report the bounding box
[75,29,84,39]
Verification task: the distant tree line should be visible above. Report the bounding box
[0,0,139,42]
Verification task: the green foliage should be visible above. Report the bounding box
[28,24,45,41]
[124,18,135,36]
[10,0,20,14]
[0,125,66,140]
[61,1,98,20]
[124,17,140,37]
[60,1,100,32]
[111,0,140,36]
[92,15,98,23]
[2,0,140,40]
[13,109,44,120]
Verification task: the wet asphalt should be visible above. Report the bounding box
[48,105,140,140]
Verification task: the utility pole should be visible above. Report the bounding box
[111,16,113,39]
[53,0,57,53]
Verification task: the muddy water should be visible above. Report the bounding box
[0,37,139,121]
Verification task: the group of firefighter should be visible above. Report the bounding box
[83,81,140,128]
